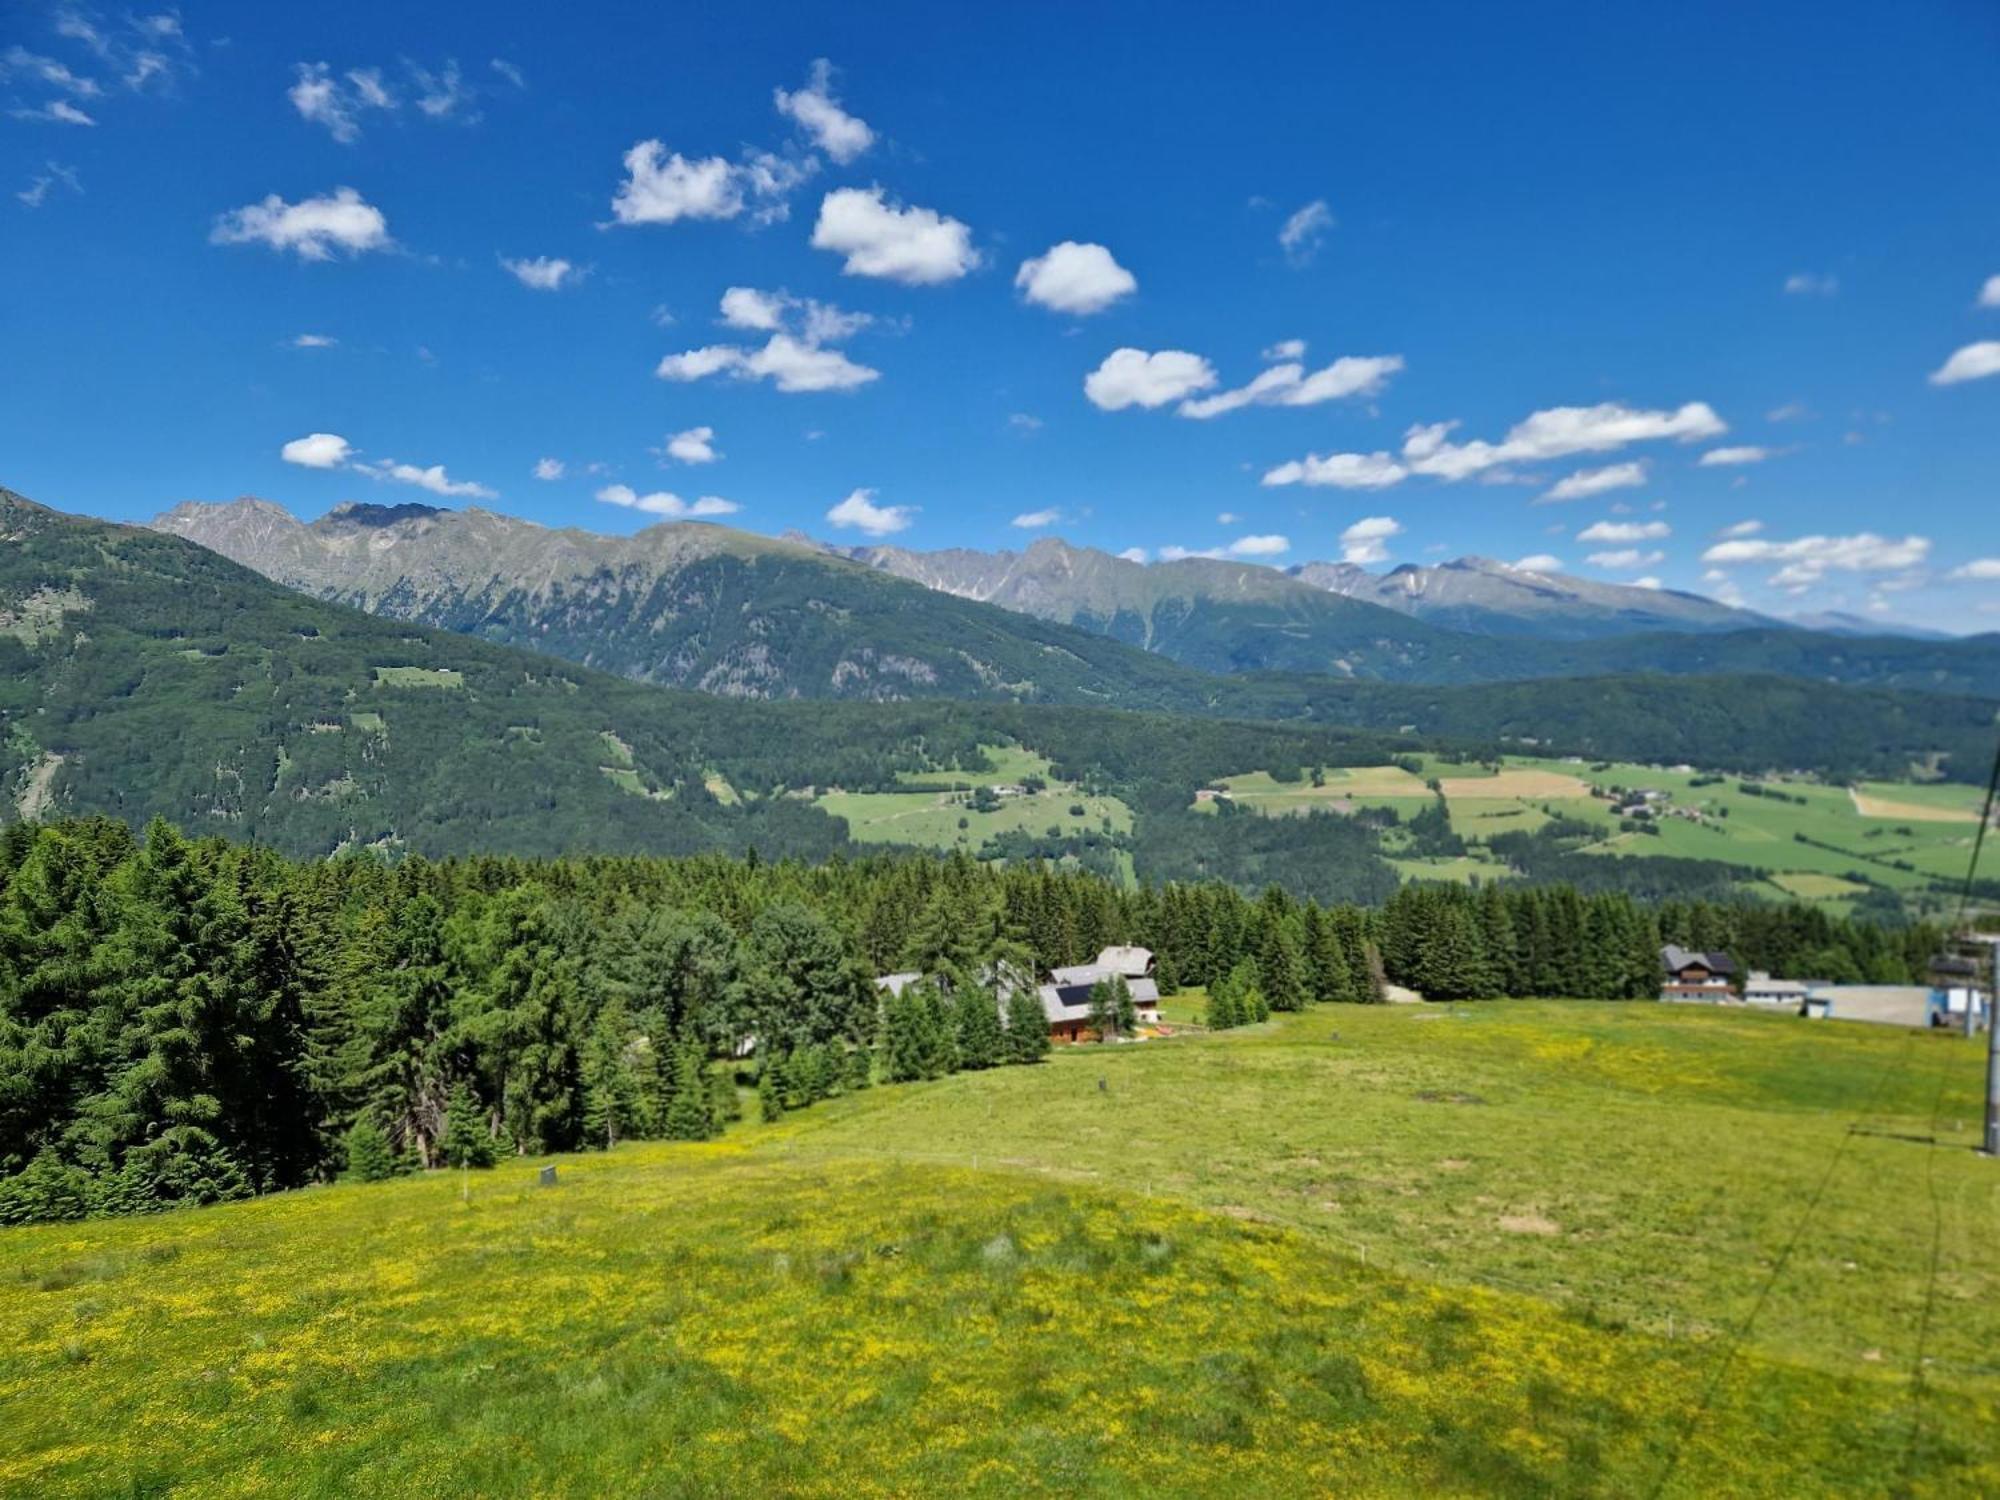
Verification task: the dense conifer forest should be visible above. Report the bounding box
[0,816,1939,1225]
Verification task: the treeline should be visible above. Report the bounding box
[0,818,1941,1225]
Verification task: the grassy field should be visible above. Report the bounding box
[3,1003,1996,1496]
[1204,753,1990,909]
[816,745,1132,854]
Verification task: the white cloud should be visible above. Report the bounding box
[1586,548,1666,570]
[1538,461,1647,503]
[718,286,870,342]
[289,333,336,349]
[1228,534,1290,557]
[1951,559,2000,580]
[10,98,96,125]
[1261,451,1406,490]
[1340,515,1401,565]
[533,458,565,481]
[1262,339,1306,361]
[811,186,979,284]
[1698,445,1772,466]
[1978,276,2000,309]
[611,143,747,225]
[663,426,719,465]
[1278,199,1332,266]
[1718,519,1763,538]
[1929,342,2000,386]
[289,63,380,142]
[491,59,525,89]
[595,484,738,518]
[281,433,353,469]
[773,58,873,163]
[1178,354,1403,419]
[406,60,472,120]
[1011,508,1062,529]
[1632,576,1663,590]
[211,187,390,260]
[1513,554,1564,573]
[1008,413,1043,433]
[1404,401,1727,481]
[1578,520,1670,543]
[1767,400,1811,423]
[3,45,101,97]
[657,334,880,393]
[288,58,494,141]
[353,459,497,500]
[1216,511,1241,525]
[1784,271,1838,296]
[719,286,786,331]
[1157,546,1225,562]
[501,255,583,291]
[1701,531,1931,588]
[1083,348,1217,411]
[1117,547,1149,564]
[826,487,913,535]
[1014,241,1136,315]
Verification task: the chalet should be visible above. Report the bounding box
[874,948,1160,1044]
[1660,944,1736,1003]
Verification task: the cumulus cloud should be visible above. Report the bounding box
[1262,451,1406,490]
[1083,348,1217,411]
[1217,512,1241,525]
[1117,547,1149,564]
[1228,534,1290,557]
[1157,546,1225,562]
[1586,548,1665,570]
[662,426,719,465]
[719,286,870,343]
[1701,531,1931,588]
[1930,342,2000,386]
[1978,276,2000,310]
[1539,461,1646,503]
[533,457,564,481]
[1951,559,2000,580]
[281,433,353,469]
[1262,339,1306,361]
[1178,354,1404,419]
[288,58,494,141]
[595,483,737,518]
[811,186,979,284]
[1011,508,1062,529]
[211,187,390,260]
[826,487,913,535]
[773,59,872,163]
[353,459,497,500]
[501,255,583,291]
[657,334,878,393]
[1266,400,1724,494]
[1632,576,1663,590]
[1698,445,1773,466]
[1784,271,1838,296]
[1278,199,1332,266]
[1340,516,1401,565]
[1513,554,1564,573]
[611,143,749,225]
[1014,241,1136,315]
[1578,520,1670,543]
[1718,519,1763,538]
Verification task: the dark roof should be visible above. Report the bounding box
[1661,944,1735,976]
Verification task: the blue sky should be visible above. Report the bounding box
[6,0,2000,629]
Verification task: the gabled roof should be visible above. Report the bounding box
[1661,944,1735,977]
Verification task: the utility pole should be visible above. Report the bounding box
[1986,936,2000,1157]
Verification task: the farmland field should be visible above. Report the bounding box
[1204,753,1992,912]
[3,1002,1996,1497]
[815,745,1133,853]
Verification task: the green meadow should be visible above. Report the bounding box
[815,745,1133,853]
[4,1002,1996,1497]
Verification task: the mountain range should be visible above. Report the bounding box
[7,487,2000,869]
[155,498,2000,697]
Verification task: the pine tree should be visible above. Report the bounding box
[440,1082,496,1168]
[954,983,1004,1069]
[1005,982,1051,1063]
[342,1120,401,1182]
[1258,921,1308,1012]
[1086,981,1115,1042]
[662,1043,715,1140]
[756,1063,784,1124]
[1112,976,1138,1037]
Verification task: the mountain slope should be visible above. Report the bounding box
[1290,555,1778,640]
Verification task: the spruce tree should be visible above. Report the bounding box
[440,1082,496,1168]
[1086,981,1115,1042]
[342,1120,400,1182]
[662,1044,715,1140]
[756,1064,784,1124]
[1258,922,1308,1012]
[1112,975,1138,1036]
[1005,983,1051,1063]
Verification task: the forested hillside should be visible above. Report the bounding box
[0,816,1935,1224]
